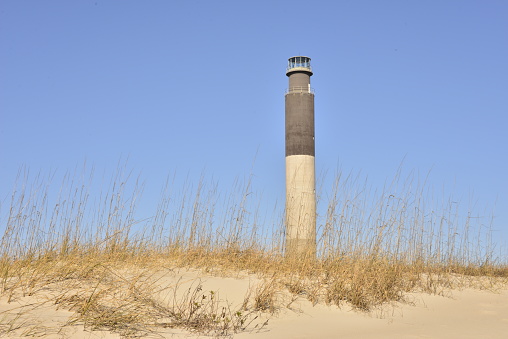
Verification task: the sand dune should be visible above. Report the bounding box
[1,268,507,338]
[235,289,508,339]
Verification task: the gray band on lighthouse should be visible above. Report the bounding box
[285,92,315,157]
[288,72,311,88]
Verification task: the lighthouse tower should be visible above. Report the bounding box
[285,56,316,258]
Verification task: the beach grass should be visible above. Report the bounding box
[1,166,506,337]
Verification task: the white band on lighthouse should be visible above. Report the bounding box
[285,154,316,256]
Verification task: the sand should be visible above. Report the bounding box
[235,289,508,339]
[1,269,507,338]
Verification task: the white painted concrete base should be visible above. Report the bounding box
[285,154,316,256]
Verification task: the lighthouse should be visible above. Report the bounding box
[285,56,316,258]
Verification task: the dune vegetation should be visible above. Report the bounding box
[1,165,506,337]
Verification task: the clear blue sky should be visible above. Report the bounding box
[1,1,507,253]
